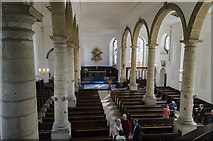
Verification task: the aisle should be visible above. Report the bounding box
[98,90,122,137]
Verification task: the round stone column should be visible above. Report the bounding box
[74,45,80,91]
[129,45,138,90]
[1,3,42,139]
[67,41,76,107]
[120,46,127,83]
[50,36,71,137]
[174,40,202,135]
[144,44,157,105]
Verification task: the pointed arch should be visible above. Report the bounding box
[187,2,212,40]
[149,3,187,44]
[121,26,132,47]
[132,18,149,46]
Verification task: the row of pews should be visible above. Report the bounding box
[155,86,213,124]
[71,89,112,141]
[38,89,113,140]
[111,88,181,141]
[36,80,53,114]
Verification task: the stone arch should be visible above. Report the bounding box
[132,18,149,46]
[187,2,212,40]
[159,68,167,86]
[46,48,54,59]
[122,26,132,47]
[149,3,187,44]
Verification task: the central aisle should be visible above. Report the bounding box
[98,90,122,137]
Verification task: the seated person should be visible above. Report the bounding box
[169,101,177,117]
[115,81,122,88]
[163,105,170,119]
[121,81,128,88]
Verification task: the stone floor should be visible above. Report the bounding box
[98,90,122,137]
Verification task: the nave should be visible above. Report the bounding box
[36,79,213,140]
[1,1,213,140]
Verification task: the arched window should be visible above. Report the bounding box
[136,37,145,67]
[164,35,170,53]
[113,39,117,65]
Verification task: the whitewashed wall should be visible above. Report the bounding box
[80,32,117,66]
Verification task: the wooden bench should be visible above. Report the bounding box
[138,118,174,126]
[72,127,110,138]
[141,125,173,134]
[71,120,108,129]
[143,132,181,141]
[71,136,112,141]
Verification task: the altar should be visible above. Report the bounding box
[88,71,106,79]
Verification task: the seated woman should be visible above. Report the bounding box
[114,119,125,141]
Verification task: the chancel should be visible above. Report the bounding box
[0,0,213,140]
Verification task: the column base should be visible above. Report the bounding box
[68,97,76,107]
[173,118,197,135]
[51,130,70,140]
[144,94,157,105]
[128,83,138,90]
[51,122,71,139]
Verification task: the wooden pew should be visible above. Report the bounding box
[138,118,174,126]
[71,136,112,141]
[143,132,181,141]
[72,127,110,138]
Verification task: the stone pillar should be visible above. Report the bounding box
[120,46,127,83]
[1,3,42,139]
[74,45,80,91]
[144,44,157,105]
[67,41,76,107]
[174,40,201,135]
[50,36,71,139]
[129,45,138,90]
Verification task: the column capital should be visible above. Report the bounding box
[66,40,75,47]
[180,39,202,46]
[131,45,138,49]
[50,35,67,44]
[3,3,43,22]
[147,43,158,48]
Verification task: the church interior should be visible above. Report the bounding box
[1,0,213,140]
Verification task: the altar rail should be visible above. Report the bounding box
[126,67,148,81]
[81,66,118,81]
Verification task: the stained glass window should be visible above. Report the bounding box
[113,39,117,65]
[136,37,144,67]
